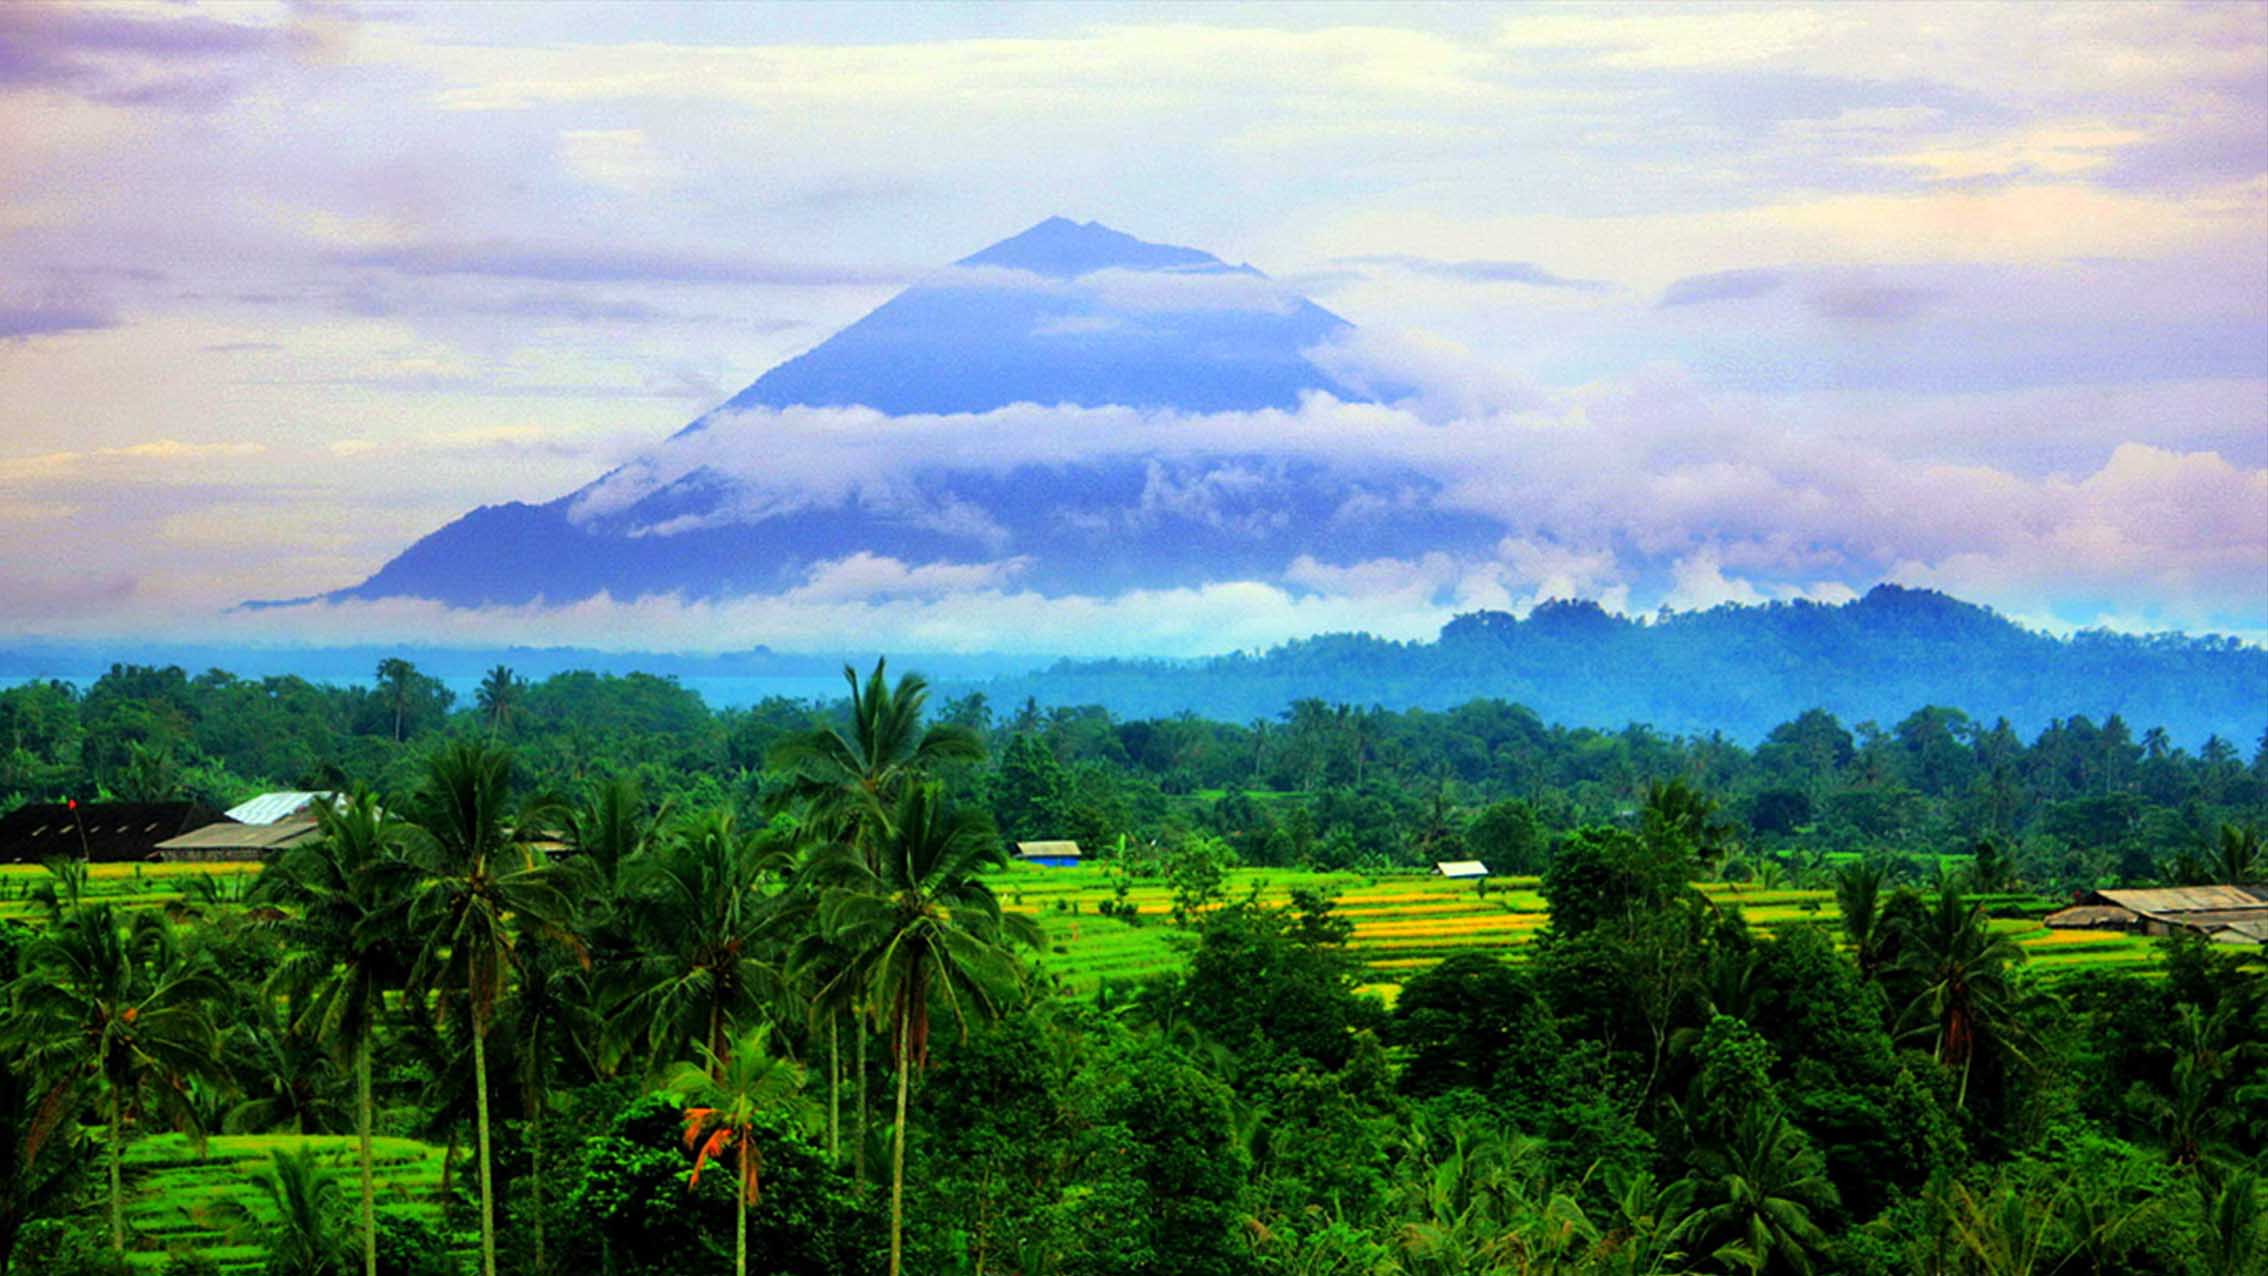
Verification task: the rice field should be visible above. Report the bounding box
[992,863,2171,994]
[0,861,262,923]
[118,1133,456,1272]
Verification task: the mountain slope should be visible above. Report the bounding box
[312,217,1464,609]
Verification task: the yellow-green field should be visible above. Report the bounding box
[0,861,2172,995]
[0,861,263,923]
[992,863,2169,996]
[120,1134,454,1272]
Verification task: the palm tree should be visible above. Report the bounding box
[222,995,348,1136]
[497,916,602,1276]
[261,788,416,1276]
[664,1024,817,1276]
[813,784,1039,1276]
[376,658,417,744]
[475,665,523,740]
[565,773,667,902]
[1888,886,2029,1110]
[1691,1109,1837,1275]
[607,808,791,1078]
[1833,861,1887,979]
[2210,823,2261,883]
[767,658,983,850]
[2198,1170,2261,1276]
[2,904,227,1254]
[234,1147,350,1276]
[403,741,580,1276]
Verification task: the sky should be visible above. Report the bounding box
[1,0,2264,655]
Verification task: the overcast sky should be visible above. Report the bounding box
[2,1,2263,653]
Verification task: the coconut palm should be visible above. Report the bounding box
[376,658,417,744]
[221,995,348,1136]
[261,787,417,1276]
[2,904,227,1254]
[663,1024,817,1276]
[2211,823,2261,884]
[1888,886,2030,1109]
[227,1147,350,1276]
[1833,861,1888,980]
[496,916,603,1276]
[564,772,668,902]
[403,741,580,1276]
[607,808,791,1078]
[813,783,1039,1276]
[766,658,983,850]
[475,665,523,740]
[1690,1109,1837,1276]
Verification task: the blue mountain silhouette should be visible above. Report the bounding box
[310,218,1499,608]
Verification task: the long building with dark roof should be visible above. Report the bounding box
[0,802,226,864]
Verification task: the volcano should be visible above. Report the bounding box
[308,218,1497,608]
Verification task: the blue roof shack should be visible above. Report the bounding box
[1016,840,1084,868]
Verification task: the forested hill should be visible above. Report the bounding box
[986,585,2267,745]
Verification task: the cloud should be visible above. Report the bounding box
[1341,254,1609,291]
[1807,284,1940,323]
[332,240,905,287]
[1659,268,1784,307]
[0,298,114,340]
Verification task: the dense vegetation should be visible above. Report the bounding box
[992,586,2268,745]
[0,658,2261,1275]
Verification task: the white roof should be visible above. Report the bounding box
[1435,860,1491,878]
[1015,840,1083,858]
[223,791,337,826]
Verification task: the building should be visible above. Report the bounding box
[1434,860,1491,880]
[0,801,227,864]
[1015,840,1084,867]
[154,819,323,863]
[223,791,340,825]
[2044,885,2268,945]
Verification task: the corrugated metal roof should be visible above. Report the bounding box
[2044,904,2139,929]
[2094,886,2268,917]
[1434,860,1491,878]
[223,791,338,825]
[2206,920,2268,944]
[1015,840,1082,858]
[155,822,322,852]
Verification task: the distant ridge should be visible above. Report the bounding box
[979,585,2268,745]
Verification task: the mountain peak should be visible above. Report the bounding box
[957,216,1226,278]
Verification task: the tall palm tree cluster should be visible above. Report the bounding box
[0,661,1032,1276]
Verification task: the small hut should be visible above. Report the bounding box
[1433,860,1491,880]
[1015,840,1084,868]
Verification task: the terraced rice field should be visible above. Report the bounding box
[992,863,2170,995]
[0,861,262,923]
[119,1133,454,1272]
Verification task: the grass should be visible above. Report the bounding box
[0,861,262,923]
[994,862,2170,996]
[119,1133,458,1272]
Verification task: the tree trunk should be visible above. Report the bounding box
[855,1020,869,1185]
[108,1090,124,1253]
[359,1037,378,1276]
[890,1003,911,1276]
[472,1013,499,1276]
[530,1089,545,1276]
[828,1011,841,1163]
[735,1171,748,1276]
